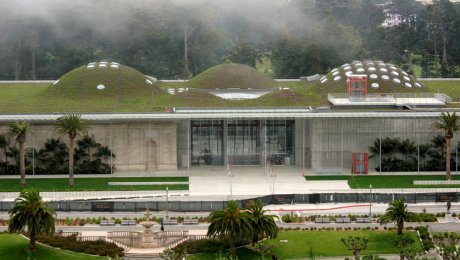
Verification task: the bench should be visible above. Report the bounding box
[183,219,199,225]
[162,220,178,225]
[336,218,351,223]
[356,218,372,223]
[314,217,330,223]
[120,220,137,226]
[99,220,116,226]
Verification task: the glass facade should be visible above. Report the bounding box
[191,120,295,166]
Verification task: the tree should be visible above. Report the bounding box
[8,122,31,186]
[159,247,187,260]
[395,234,421,260]
[379,200,414,236]
[433,112,460,180]
[246,200,278,245]
[8,189,56,252]
[341,236,368,258]
[207,200,252,256]
[55,114,90,186]
[246,239,275,260]
[0,133,10,174]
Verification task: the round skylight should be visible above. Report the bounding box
[402,71,408,76]
[333,76,341,81]
[393,78,401,84]
[110,64,119,69]
[343,66,351,71]
[167,88,175,94]
[53,80,59,85]
[332,71,340,76]
[357,68,365,73]
[403,76,410,81]
[370,74,378,79]
[320,78,328,84]
[415,82,422,88]
[382,75,390,81]
[368,67,376,72]
[99,63,107,68]
[371,83,379,88]
[331,68,338,73]
[97,84,105,90]
[391,71,399,77]
[146,79,153,85]
[404,82,412,88]
[345,71,353,76]
[380,68,388,73]
[87,64,95,69]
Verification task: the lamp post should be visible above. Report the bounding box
[166,187,169,220]
[369,184,372,217]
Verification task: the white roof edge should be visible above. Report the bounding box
[0,111,450,122]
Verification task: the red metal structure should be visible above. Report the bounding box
[353,152,368,175]
[347,74,367,100]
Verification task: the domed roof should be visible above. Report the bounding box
[187,63,277,90]
[49,62,160,99]
[319,60,424,92]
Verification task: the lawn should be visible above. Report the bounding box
[0,79,458,113]
[0,176,188,192]
[305,174,460,188]
[0,233,105,260]
[187,230,421,259]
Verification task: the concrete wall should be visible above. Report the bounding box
[0,121,178,173]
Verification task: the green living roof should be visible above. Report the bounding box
[186,63,278,89]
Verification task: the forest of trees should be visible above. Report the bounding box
[0,0,458,80]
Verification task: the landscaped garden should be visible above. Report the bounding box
[305,174,460,189]
[0,233,106,260]
[0,176,188,192]
[185,230,422,259]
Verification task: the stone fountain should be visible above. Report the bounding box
[108,208,185,249]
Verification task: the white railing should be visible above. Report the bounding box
[328,92,451,105]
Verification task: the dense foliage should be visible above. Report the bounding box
[36,234,124,258]
[0,136,114,175]
[0,0,458,80]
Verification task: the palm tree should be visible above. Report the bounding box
[55,114,91,186]
[246,200,278,245]
[207,200,252,255]
[0,133,10,174]
[433,112,460,180]
[8,122,31,186]
[379,200,414,236]
[8,189,56,252]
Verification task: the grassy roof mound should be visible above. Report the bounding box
[48,62,160,99]
[318,60,425,94]
[187,63,278,89]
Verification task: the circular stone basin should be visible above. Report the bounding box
[403,76,410,81]
[333,76,341,81]
[393,78,401,84]
[139,221,155,229]
[382,75,390,81]
[380,68,388,73]
[415,82,422,88]
[97,84,105,90]
[370,74,378,79]
[368,67,376,72]
[371,83,379,88]
[345,71,353,76]
[404,82,412,88]
[343,66,351,71]
[391,71,399,76]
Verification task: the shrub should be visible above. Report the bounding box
[174,239,225,254]
[281,214,292,223]
[35,234,124,258]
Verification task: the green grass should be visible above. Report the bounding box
[0,233,104,260]
[187,63,277,90]
[0,177,188,192]
[0,77,458,113]
[187,231,421,259]
[305,174,460,189]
